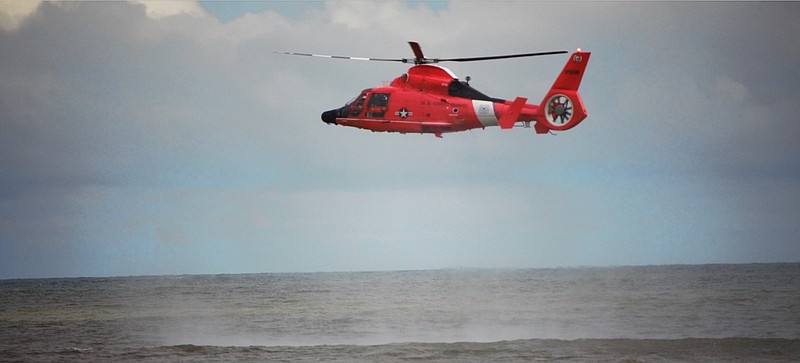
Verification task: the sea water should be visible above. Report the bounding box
[1,264,798,362]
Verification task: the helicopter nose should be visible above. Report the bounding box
[321,109,338,125]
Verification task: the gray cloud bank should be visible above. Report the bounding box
[1,2,798,278]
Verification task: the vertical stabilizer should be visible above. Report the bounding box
[535,50,591,133]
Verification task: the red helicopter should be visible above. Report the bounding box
[281,42,590,138]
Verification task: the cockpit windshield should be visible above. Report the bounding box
[346,91,369,117]
[330,90,370,119]
[341,95,358,109]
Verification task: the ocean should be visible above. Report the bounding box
[1,263,798,362]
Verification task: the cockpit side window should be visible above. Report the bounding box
[366,92,390,118]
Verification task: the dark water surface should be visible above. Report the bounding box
[2,264,799,361]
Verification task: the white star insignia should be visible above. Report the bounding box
[396,108,412,118]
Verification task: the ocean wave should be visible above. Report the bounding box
[4,338,797,362]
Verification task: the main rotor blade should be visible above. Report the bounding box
[278,46,569,65]
[276,51,409,63]
[408,41,426,63]
[436,50,568,63]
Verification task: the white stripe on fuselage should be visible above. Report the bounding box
[473,100,498,127]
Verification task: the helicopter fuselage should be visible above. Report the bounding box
[322,50,590,138]
[323,65,540,137]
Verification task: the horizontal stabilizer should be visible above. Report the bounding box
[499,97,527,129]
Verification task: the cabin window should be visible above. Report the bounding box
[366,93,390,118]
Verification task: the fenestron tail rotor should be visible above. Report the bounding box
[545,94,574,126]
[278,41,567,66]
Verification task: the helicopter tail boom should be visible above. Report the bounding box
[534,50,591,133]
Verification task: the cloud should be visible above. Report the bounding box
[0,1,209,31]
[714,77,747,105]
[0,1,41,31]
[136,0,207,19]
[1,1,799,278]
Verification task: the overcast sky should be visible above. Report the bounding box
[1,1,798,279]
